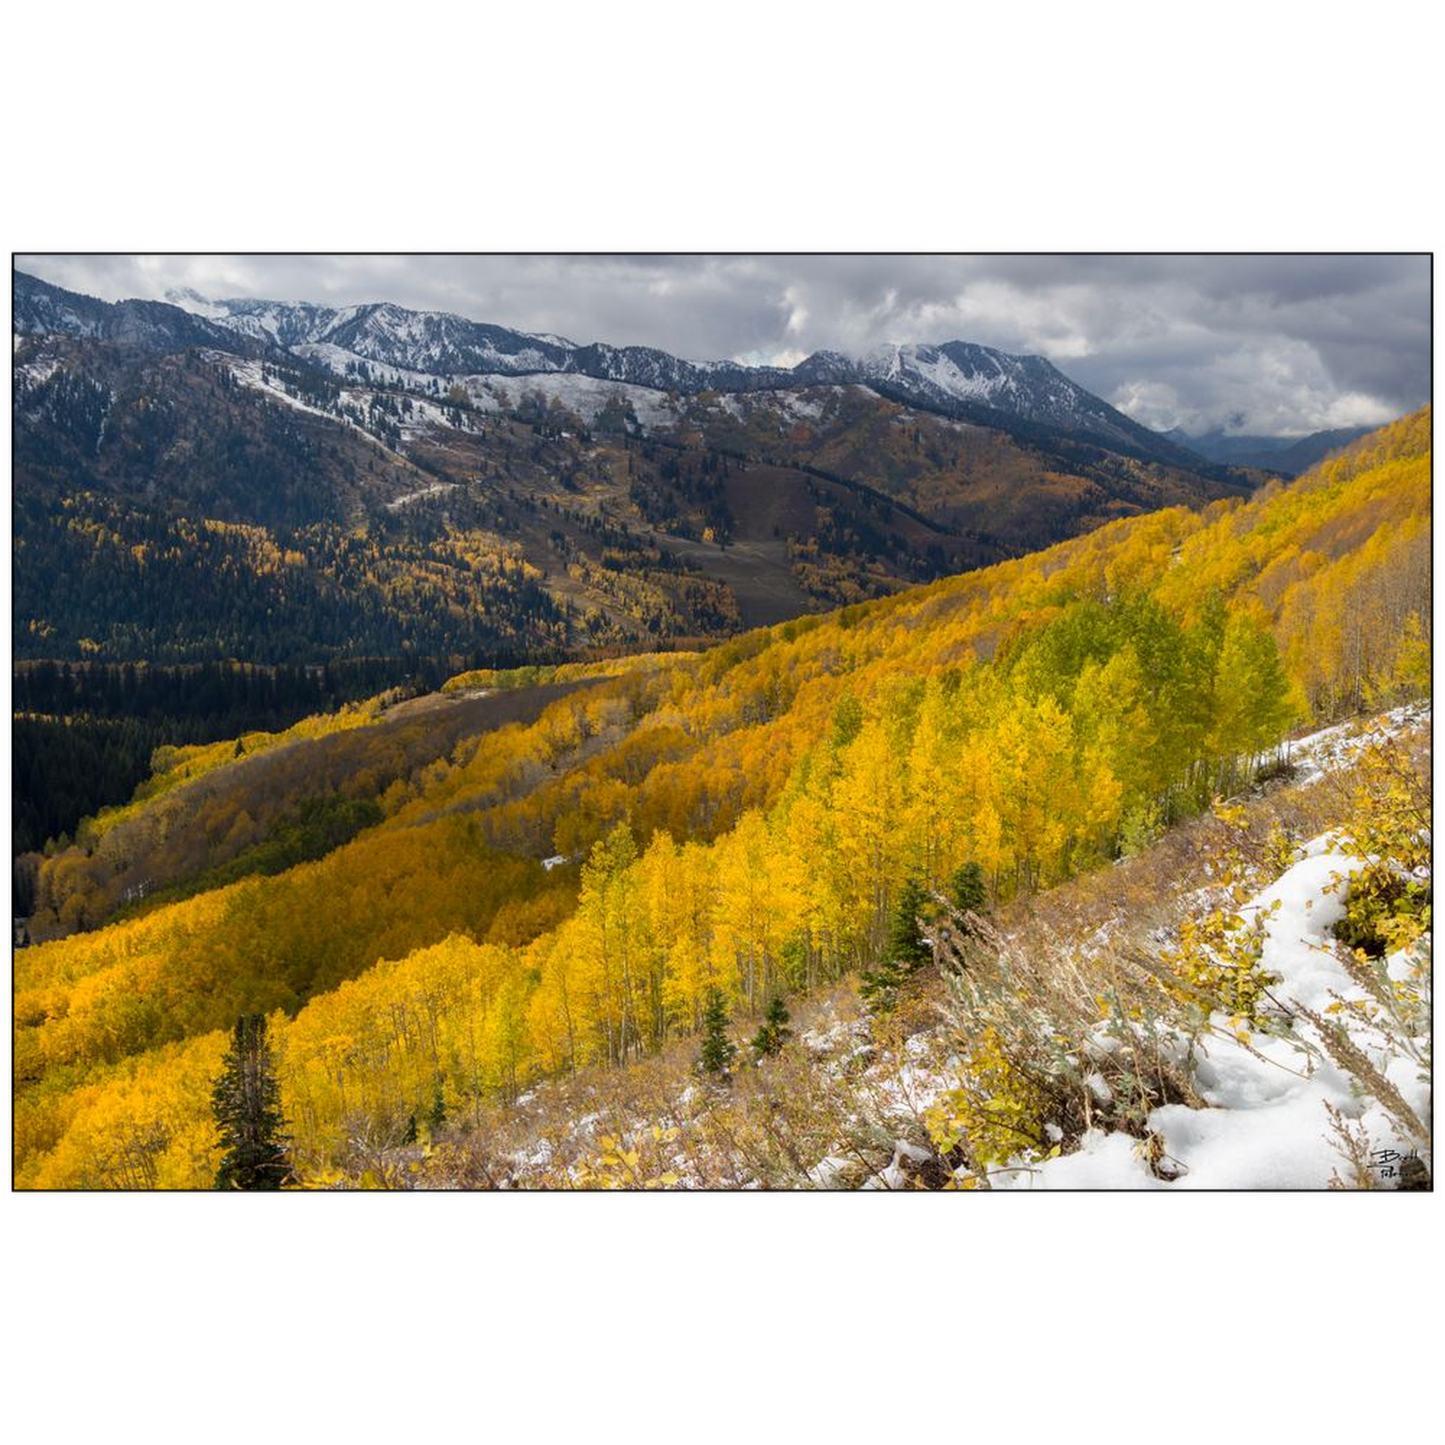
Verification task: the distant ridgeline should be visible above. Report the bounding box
[13,409,1430,1188]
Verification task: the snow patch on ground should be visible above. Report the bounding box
[806,1155,855,1187]
[1000,836,1430,1190]
[293,342,441,392]
[1276,701,1430,785]
[222,357,347,424]
[705,386,847,429]
[389,395,486,440]
[384,483,456,511]
[15,354,62,389]
[216,355,417,466]
[469,372,683,429]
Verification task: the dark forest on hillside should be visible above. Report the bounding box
[12,655,500,862]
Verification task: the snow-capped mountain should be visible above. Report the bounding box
[160,289,1131,424]
[178,291,1188,461]
[15,271,1201,467]
[812,340,1167,456]
[161,288,797,395]
[14,272,240,353]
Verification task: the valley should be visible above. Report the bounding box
[11,406,1431,1189]
[12,268,1259,874]
[14,270,1254,675]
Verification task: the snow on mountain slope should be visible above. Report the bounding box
[215,356,419,470]
[851,341,1077,412]
[206,345,677,452]
[829,339,1190,457]
[1276,701,1432,786]
[19,271,1203,466]
[175,287,1109,425]
[290,342,442,391]
[462,371,684,429]
[384,482,458,511]
[13,345,64,391]
[15,272,238,352]
[171,291,583,376]
[282,353,689,433]
[164,288,1047,399]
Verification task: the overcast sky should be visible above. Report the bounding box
[16,254,1429,437]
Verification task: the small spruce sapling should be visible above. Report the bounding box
[698,988,738,1076]
[750,993,793,1059]
[937,859,996,974]
[949,862,989,916]
[889,874,934,971]
[861,874,933,1012]
[427,1079,447,1134]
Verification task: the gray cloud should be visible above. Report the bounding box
[15,253,1429,436]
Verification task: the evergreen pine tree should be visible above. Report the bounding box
[427,1078,447,1134]
[862,875,933,1013]
[697,989,737,1076]
[211,1014,291,1190]
[949,861,989,916]
[858,956,906,1013]
[888,874,933,971]
[750,993,793,1059]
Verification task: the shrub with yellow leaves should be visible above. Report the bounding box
[1161,904,1280,1030]
[574,1125,684,1189]
[1332,736,1431,959]
[925,1025,1059,1174]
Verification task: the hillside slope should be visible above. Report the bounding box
[12,409,1430,1187]
[371,706,1430,1191]
[1167,425,1374,476]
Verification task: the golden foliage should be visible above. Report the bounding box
[15,410,1431,1186]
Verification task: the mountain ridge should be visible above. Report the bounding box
[16,270,1202,469]
[14,272,252,354]
[1163,424,1375,477]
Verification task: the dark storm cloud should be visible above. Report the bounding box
[15,253,1429,436]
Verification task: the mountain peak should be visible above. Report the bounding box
[16,271,1202,467]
